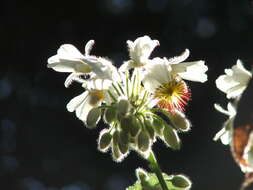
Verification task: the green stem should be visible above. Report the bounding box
[147,151,169,190]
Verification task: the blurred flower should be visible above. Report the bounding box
[216,60,252,99]
[119,36,159,71]
[213,102,236,145]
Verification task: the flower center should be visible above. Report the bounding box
[154,79,191,113]
[89,90,105,106]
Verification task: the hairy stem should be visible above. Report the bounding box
[147,151,169,190]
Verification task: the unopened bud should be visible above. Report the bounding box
[118,131,129,154]
[171,175,191,189]
[169,111,191,132]
[112,131,123,162]
[86,107,101,129]
[144,119,155,141]
[98,129,112,152]
[163,124,181,150]
[129,116,141,137]
[120,116,132,132]
[137,130,150,152]
[152,117,164,136]
[136,168,149,183]
[104,107,117,124]
[118,99,130,116]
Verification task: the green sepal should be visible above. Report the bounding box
[144,119,155,141]
[127,171,192,190]
[118,130,129,154]
[86,107,101,129]
[137,130,150,152]
[104,107,117,124]
[162,124,181,150]
[98,129,112,152]
[152,117,164,136]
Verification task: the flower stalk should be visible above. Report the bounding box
[147,151,169,190]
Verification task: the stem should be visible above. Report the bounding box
[147,151,169,190]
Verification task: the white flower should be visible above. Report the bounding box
[119,36,159,71]
[48,40,121,87]
[47,41,92,73]
[216,59,252,99]
[167,49,208,83]
[213,102,236,145]
[142,58,191,113]
[66,78,111,126]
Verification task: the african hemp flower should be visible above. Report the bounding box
[214,61,252,145]
[119,35,159,71]
[47,35,206,164]
[216,59,252,99]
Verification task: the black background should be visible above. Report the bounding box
[1,0,253,190]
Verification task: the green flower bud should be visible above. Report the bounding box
[129,115,141,137]
[163,124,181,150]
[152,117,164,136]
[169,111,191,132]
[144,119,155,141]
[137,130,150,152]
[104,107,117,124]
[171,175,191,189]
[86,107,101,129]
[120,116,132,132]
[136,168,149,183]
[118,131,129,154]
[118,99,130,116]
[98,129,112,152]
[112,131,123,162]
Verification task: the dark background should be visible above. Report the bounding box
[1,0,253,190]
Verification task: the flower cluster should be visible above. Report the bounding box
[48,36,208,162]
[214,60,252,145]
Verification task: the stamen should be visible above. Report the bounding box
[154,79,191,113]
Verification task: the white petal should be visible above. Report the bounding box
[85,40,95,56]
[57,44,84,61]
[128,36,159,65]
[87,78,112,90]
[172,60,208,82]
[214,103,230,116]
[220,130,231,145]
[216,61,252,98]
[66,91,88,112]
[167,49,190,65]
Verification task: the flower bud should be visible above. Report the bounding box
[136,168,149,183]
[104,107,117,124]
[169,111,191,132]
[118,131,129,154]
[163,124,181,150]
[137,130,150,152]
[171,175,191,189]
[152,117,164,136]
[129,115,141,137]
[118,99,130,116]
[112,131,123,162]
[98,129,112,152]
[144,119,155,141]
[86,107,101,129]
[120,116,132,132]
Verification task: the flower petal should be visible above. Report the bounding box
[171,60,208,82]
